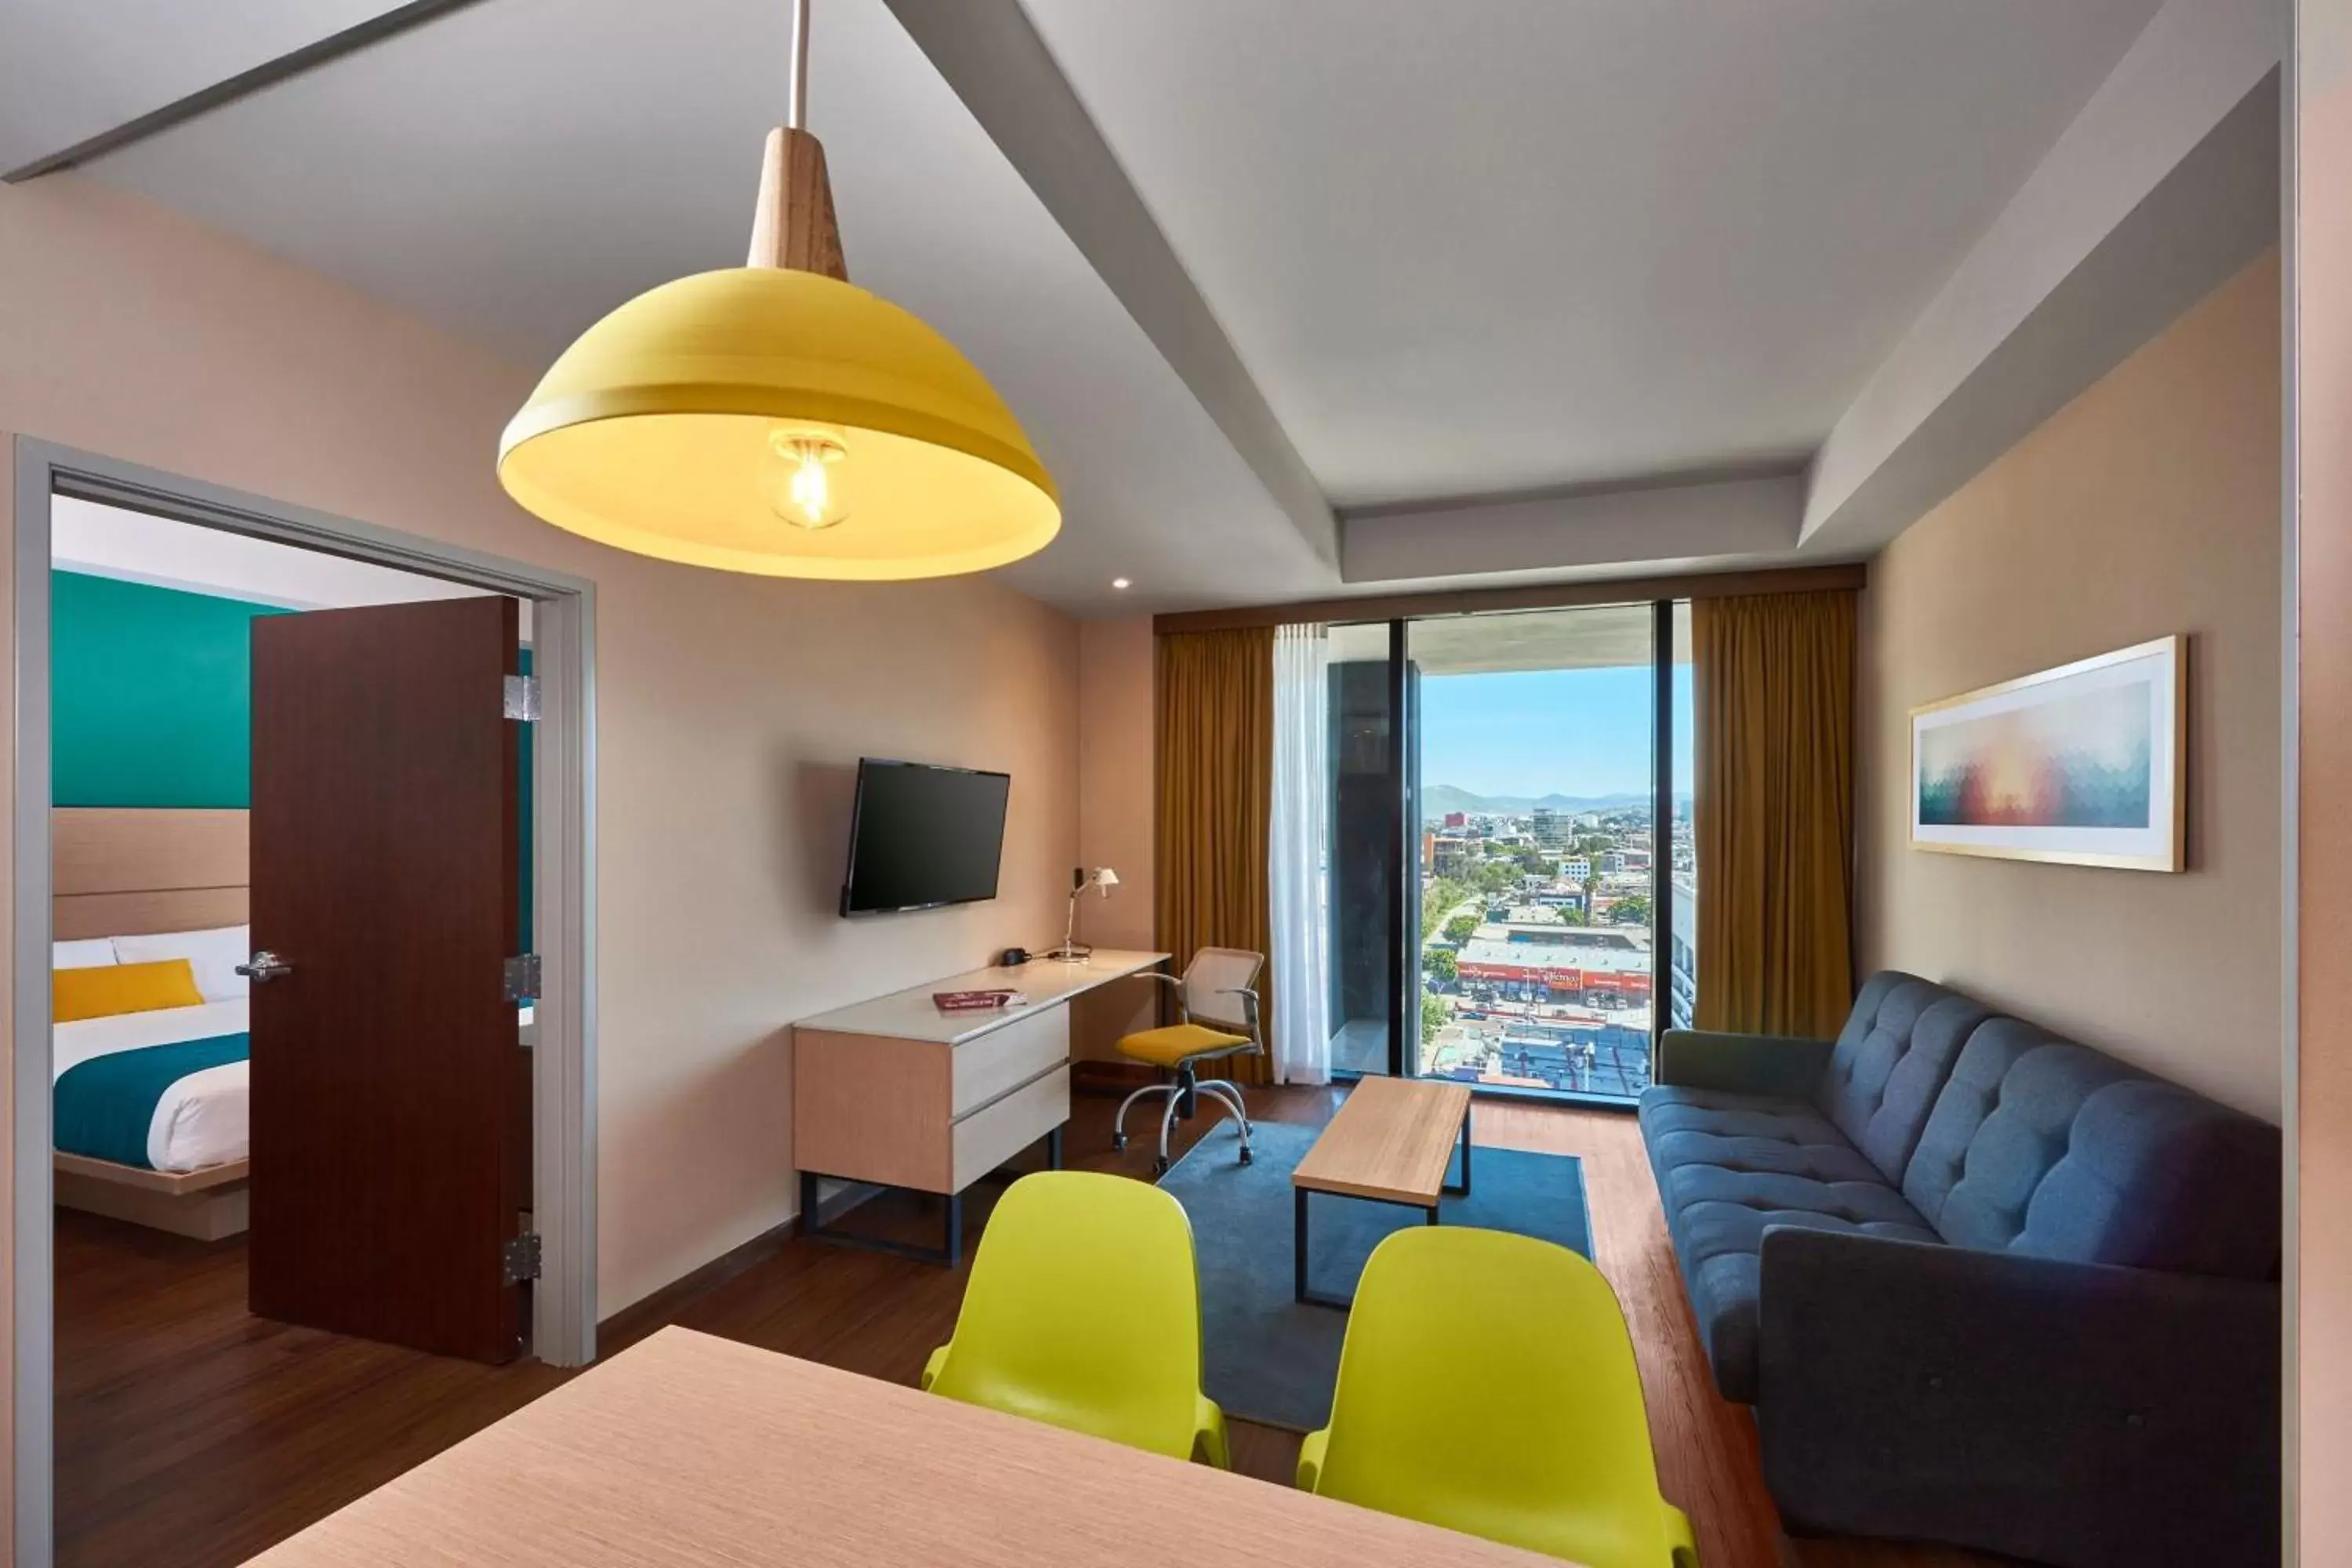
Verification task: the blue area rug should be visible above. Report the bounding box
[1157,1116,1589,1432]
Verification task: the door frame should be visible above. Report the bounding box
[9,439,600,1564]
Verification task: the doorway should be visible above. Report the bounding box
[1322,601,1697,1104]
[11,441,598,1567]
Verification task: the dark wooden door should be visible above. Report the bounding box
[247,596,528,1363]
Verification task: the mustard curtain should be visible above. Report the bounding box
[1691,590,1857,1040]
[1156,628,1275,1084]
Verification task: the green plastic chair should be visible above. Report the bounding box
[1298,1227,1697,1567]
[921,1171,1229,1467]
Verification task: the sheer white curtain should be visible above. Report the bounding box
[1269,623,1333,1085]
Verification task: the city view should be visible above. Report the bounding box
[1416,793,1694,1100]
[1408,624,1696,1102]
[1322,606,1697,1104]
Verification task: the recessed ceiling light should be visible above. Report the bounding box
[1112,577,1131,590]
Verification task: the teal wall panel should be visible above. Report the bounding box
[53,569,535,946]
[51,571,289,808]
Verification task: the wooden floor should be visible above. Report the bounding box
[55,1083,1993,1568]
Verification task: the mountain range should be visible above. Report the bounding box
[1421,784,1690,822]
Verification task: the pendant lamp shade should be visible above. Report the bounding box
[498,266,1060,579]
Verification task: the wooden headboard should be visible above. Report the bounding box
[53,808,249,939]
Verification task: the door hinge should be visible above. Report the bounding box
[503,673,540,721]
[503,1232,543,1284]
[503,953,543,1004]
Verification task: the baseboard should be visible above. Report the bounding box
[595,1214,800,1351]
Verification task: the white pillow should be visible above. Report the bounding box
[53,938,118,971]
[110,924,251,1002]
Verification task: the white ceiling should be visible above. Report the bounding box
[60,0,1328,615]
[0,1,403,171]
[1022,0,2167,508]
[52,495,506,615]
[3,0,2215,616]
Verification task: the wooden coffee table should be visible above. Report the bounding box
[1291,1077,1473,1308]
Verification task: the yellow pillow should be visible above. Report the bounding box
[54,958,205,1023]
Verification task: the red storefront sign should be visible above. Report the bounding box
[1454,963,1651,997]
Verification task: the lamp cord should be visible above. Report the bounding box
[786,0,811,131]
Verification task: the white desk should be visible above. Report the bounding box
[793,949,1166,1262]
[251,1327,1557,1567]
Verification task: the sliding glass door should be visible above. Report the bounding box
[1319,600,1696,1104]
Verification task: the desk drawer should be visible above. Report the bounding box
[952,1008,1069,1117]
[952,1065,1068,1192]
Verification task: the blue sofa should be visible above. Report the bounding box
[1639,971,2280,1567]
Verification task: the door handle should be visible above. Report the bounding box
[236,950,294,984]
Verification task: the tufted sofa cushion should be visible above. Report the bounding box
[1640,1085,1940,1401]
[1902,1022,2280,1279]
[1813,973,1991,1181]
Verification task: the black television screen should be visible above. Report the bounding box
[840,759,1011,916]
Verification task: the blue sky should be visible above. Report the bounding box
[1421,665,1694,800]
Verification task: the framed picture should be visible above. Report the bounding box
[1909,635,2184,872]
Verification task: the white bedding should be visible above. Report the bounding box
[53,1000,250,1173]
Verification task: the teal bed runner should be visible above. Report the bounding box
[54,1032,248,1170]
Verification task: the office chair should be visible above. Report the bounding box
[1110,946,1263,1175]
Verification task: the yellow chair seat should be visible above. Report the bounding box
[1116,1022,1250,1068]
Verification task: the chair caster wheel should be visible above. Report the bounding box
[1112,1132,1127,1152]
[1237,1146,1254,1166]
[1152,1156,1171,1177]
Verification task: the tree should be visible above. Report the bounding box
[1423,947,1457,984]
[1443,913,1479,944]
[1610,894,1651,927]
[1419,877,1470,940]
[1420,991,1452,1040]
[1513,847,1552,876]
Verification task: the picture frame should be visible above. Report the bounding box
[1908,634,2185,872]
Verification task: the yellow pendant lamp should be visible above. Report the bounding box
[497,0,1059,579]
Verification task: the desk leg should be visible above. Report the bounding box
[1294,1187,1309,1303]
[1446,1105,1473,1196]
[1047,1123,1065,1171]
[798,1168,967,1268]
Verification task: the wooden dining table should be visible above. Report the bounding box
[248,1325,1563,1566]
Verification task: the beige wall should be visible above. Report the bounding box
[2296,1,2352,1555]
[0,172,1080,1359]
[1070,616,1158,1058]
[1857,251,2281,1122]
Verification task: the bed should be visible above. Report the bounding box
[50,808,253,1240]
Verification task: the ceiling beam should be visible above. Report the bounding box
[879,0,1338,569]
[1152,561,1867,635]
[1800,0,2285,556]
[1341,469,1809,585]
[2,0,492,183]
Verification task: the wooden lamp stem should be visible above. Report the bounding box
[746,125,847,280]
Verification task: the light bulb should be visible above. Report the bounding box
[761,426,850,529]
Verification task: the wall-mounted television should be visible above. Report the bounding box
[839,758,1011,916]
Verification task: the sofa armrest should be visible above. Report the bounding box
[1756,1226,2278,1568]
[1653,1029,1831,1098]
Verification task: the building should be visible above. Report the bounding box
[1530,806,1567,848]
[1454,923,1653,1011]
[1443,810,1467,829]
[1430,836,1473,878]
[1668,874,1697,1029]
